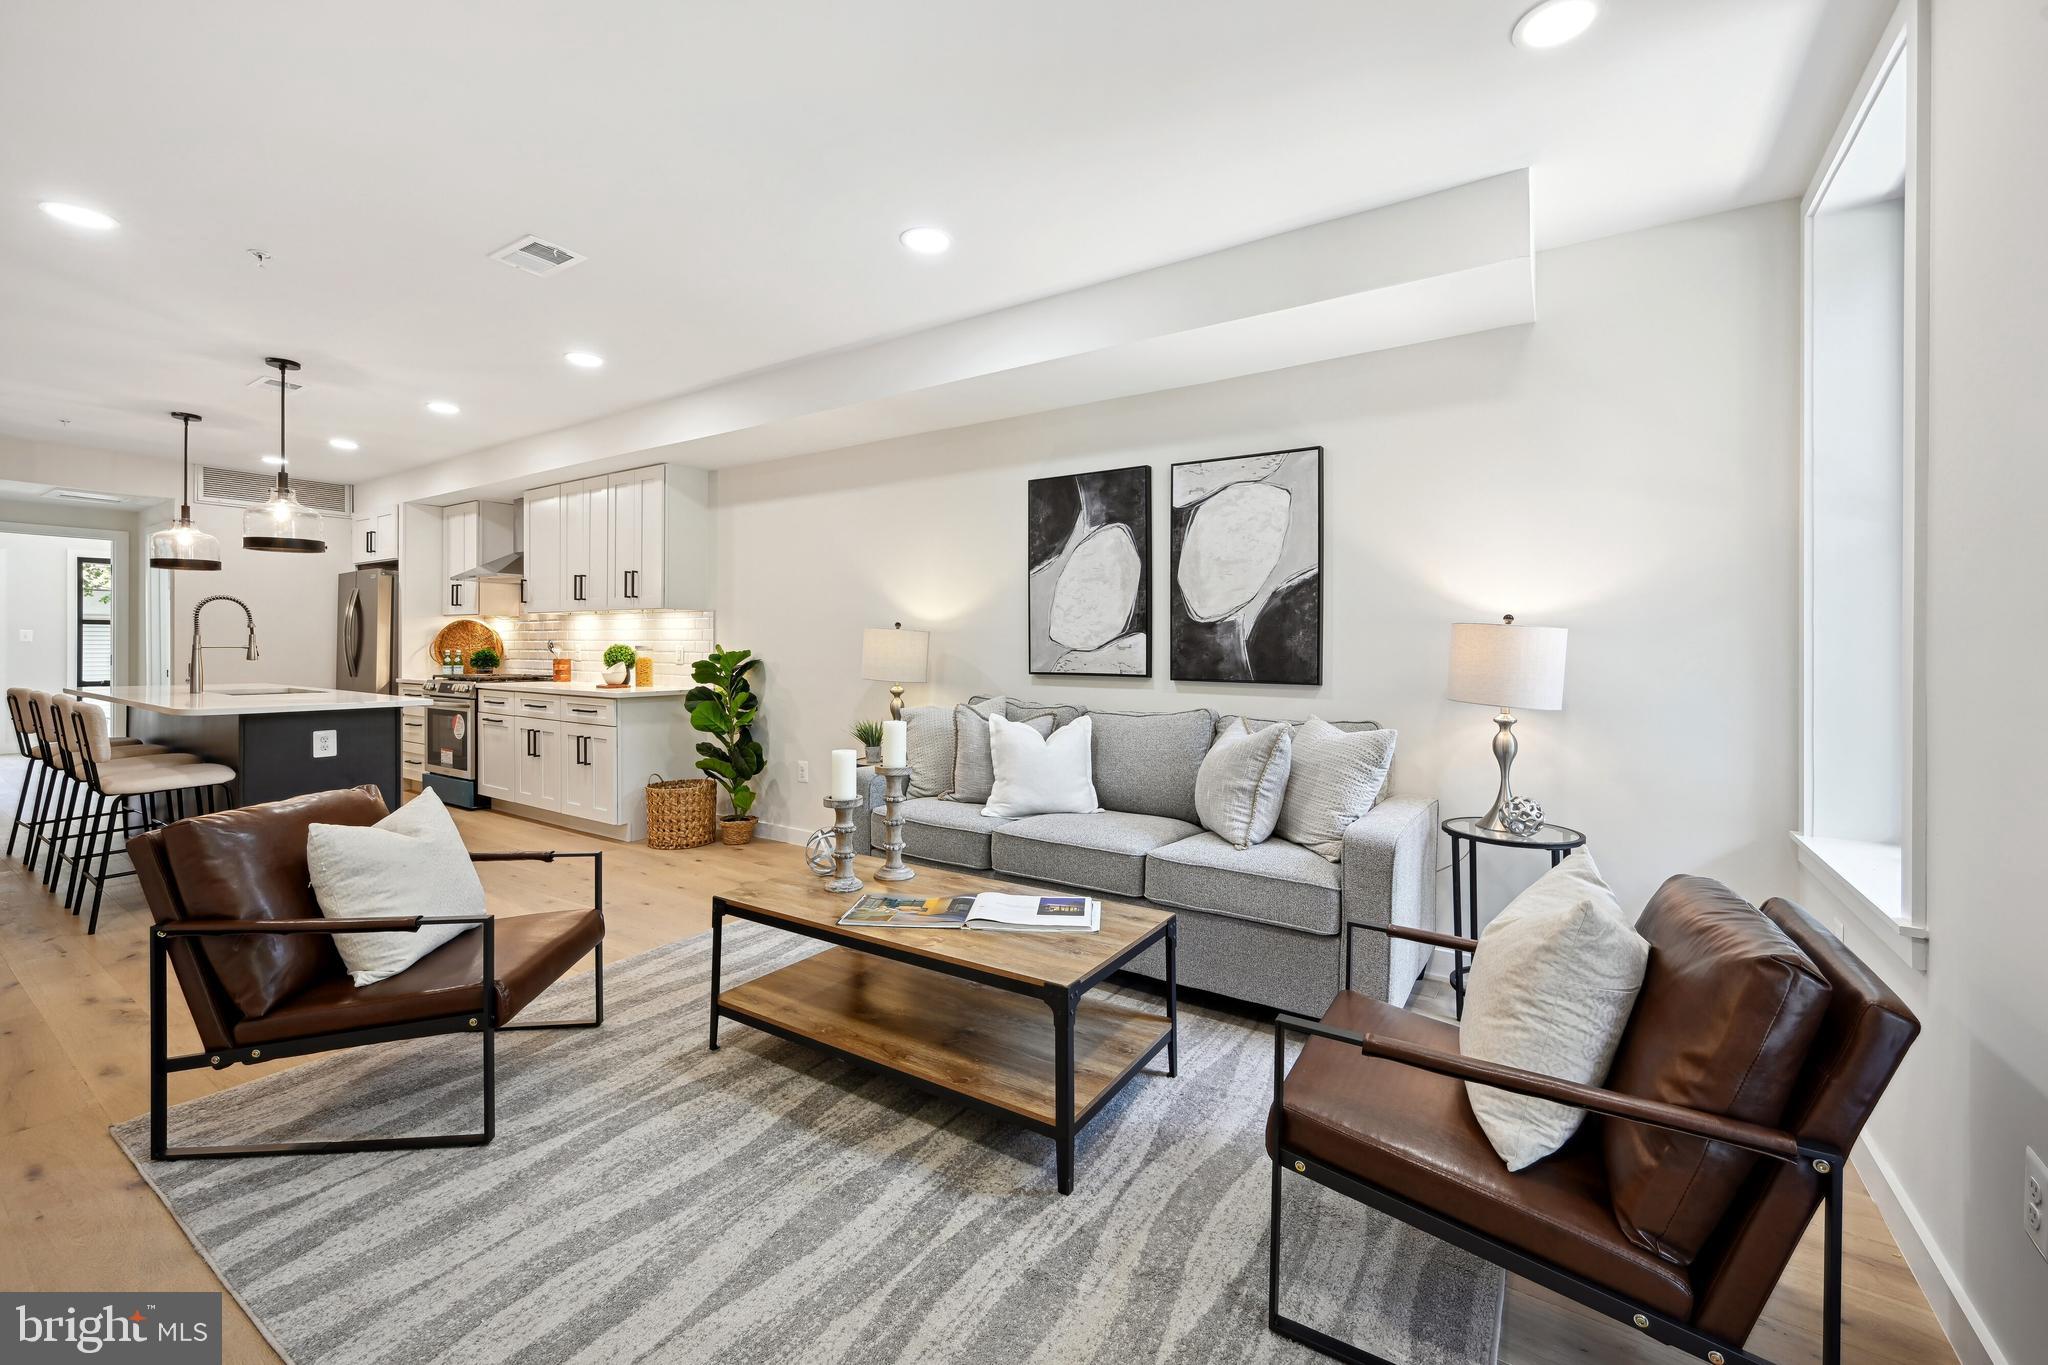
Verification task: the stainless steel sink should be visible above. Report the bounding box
[208,684,326,696]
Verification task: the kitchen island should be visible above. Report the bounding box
[76,685,430,811]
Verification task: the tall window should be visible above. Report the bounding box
[1799,0,1926,968]
[76,556,112,687]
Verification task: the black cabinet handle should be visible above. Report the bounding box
[572,573,585,601]
[366,530,375,555]
[519,577,527,604]
[450,583,461,609]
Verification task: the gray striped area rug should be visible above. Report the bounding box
[114,924,1504,1365]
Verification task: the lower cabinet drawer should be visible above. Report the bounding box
[557,697,617,727]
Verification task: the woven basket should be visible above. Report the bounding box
[646,774,715,849]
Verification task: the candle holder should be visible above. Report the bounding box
[874,765,915,882]
[822,795,863,894]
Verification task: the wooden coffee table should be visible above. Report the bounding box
[709,859,1178,1194]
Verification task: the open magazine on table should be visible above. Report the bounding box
[837,891,1101,933]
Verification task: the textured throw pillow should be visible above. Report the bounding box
[983,715,1101,818]
[901,704,955,798]
[1460,850,1649,1171]
[306,788,487,987]
[1004,697,1087,729]
[1275,717,1398,860]
[951,700,1053,803]
[1602,876,1833,1264]
[1194,718,1294,849]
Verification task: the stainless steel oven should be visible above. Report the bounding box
[421,674,553,809]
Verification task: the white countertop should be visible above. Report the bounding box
[76,685,433,717]
[474,680,694,699]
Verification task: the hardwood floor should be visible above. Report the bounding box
[0,757,1956,1364]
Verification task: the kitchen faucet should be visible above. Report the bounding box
[188,595,260,693]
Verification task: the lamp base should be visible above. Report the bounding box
[1477,710,1518,833]
[889,685,905,721]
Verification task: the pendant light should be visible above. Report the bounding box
[146,412,223,570]
[241,356,327,552]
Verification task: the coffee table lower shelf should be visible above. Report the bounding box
[714,946,1173,1188]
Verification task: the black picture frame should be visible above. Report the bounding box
[1168,446,1323,685]
[1026,464,1152,677]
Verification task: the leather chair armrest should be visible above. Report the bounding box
[160,915,489,936]
[1348,920,1480,954]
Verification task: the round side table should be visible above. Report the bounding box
[1441,816,1587,1018]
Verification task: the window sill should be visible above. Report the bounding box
[1790,833,1927,971]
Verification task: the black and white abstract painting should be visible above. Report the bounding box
[1170,447,1322,684]
[1027,464,1151,676]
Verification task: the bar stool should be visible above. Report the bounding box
[60,696,234,932]
[22,690,179,888]
[7,688,158,867]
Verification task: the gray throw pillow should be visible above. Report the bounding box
[950,699,1053,803]
[901,704,956,799]
[1006,697,1087,729]
[1089,708,1214,823]
[1275,717,1399,861]
[1194,718,1294,848]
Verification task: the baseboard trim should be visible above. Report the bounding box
[1853,1135,2009,1365]
[755,820,807,846]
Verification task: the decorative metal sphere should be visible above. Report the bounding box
[1502,797,1545,838]
[805,829,837,875]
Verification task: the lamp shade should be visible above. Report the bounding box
[861,624,929,683]
[1446,617,1567,711]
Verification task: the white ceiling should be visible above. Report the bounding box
[0,0,1889,484]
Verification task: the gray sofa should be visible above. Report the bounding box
[856,699,1434,1016]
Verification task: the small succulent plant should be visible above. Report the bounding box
[603,643,636,668]
[851,719,885,747]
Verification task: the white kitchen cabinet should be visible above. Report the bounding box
[514,717,563,810]
[523,484,563,613]
[441,500,518,616]
[605,466,663,608]
[442,502,476,615]
[352,506,398,565]
[559,476,607,609]
[522,463,711,615]
[477,713,517,802]
[560,722,617,824]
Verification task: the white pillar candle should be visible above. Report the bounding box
[829,749,858,800]
[881,719,907,769]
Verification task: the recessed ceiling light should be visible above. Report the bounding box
[328,436,359,451]
[425,399,460,416]
[1511,0,1598,49]
[260,454,286,466]
[39,201,118,230]
[563,351,605,369]
[898,226,951,255]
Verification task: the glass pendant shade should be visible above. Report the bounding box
[149,412,222,570]
[243,356,327,553]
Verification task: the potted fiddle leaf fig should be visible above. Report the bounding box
[688,645,763,844]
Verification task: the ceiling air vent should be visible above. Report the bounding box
[489,234,586,276]
[246,374,303,392]
[198,466,353,516]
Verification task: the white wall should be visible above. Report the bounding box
[0,499,149,688]
[0,532,114,691]
[716,201,1802,927]
[1797,5,2048,1363]
[167,502,355,689]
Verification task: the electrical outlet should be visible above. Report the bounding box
[311,729,338,759]
[16,628,30,642]
[2027,1148,2048,1261]
[796,760,811,783]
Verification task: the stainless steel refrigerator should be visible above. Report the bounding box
[336,567,400,693]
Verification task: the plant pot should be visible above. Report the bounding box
[864,745,881,765]
[603,661,630,685]
[718,815,758,846]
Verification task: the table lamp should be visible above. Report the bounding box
[1446,614,1567,833]
[861,622,929,720]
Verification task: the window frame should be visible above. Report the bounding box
[1796,0,1929,970]
[75,554,113,689]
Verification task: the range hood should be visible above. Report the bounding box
[453,550,524,581]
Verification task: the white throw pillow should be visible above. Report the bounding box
[1459,850,1649,1171]
[1275,717,1398,861]
[1194,718,1293,849]
[982,714,1101,818]
[306,788,488,987]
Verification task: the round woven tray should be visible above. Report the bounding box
[430,619,506,672]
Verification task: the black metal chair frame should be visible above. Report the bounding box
[1272,921,1847,1365]
[149,849,605,1161]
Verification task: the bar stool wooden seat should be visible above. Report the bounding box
[16,689,181,887]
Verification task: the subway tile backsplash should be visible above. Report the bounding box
[482,609,716,684]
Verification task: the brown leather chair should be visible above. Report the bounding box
[131,785,605,1161]
[1268,876,1918,1365]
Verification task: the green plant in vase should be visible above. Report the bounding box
[602,643,635,685]
[688,645,763,843]
[851,718,884,763]
[468,646,501,673]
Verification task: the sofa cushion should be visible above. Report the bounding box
[901,704,956,798]
[1004,697,1087,729]
[1195,718,1293,848]
[1603,876,1833,1266]
[1271,990,1694,1321]
[992,811,1200,897]
[1146,831,1340,936]
[949,700,1054,804]
[1087,708,1214,823]
[158,786,385,1019]
[889,796,1013,870]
